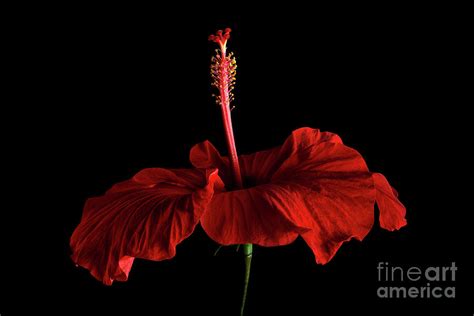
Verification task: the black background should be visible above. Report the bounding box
[2,4,471,316]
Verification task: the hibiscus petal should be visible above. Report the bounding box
[271,140,406,263]
[373,173,407,231]
[288,177,375,264]
[240,128,343,184]
[70,168,223,285]
[282,127,343,148]
[200,184,310,247]
[190,140,232,185]
[190,127,342,185]
[270,141,376,264]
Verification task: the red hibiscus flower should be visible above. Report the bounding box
[70,28,406,315]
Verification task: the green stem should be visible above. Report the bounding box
[240,243,253,316]
[213,245,223,256]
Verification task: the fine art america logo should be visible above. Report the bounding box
[377,262,457,299]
